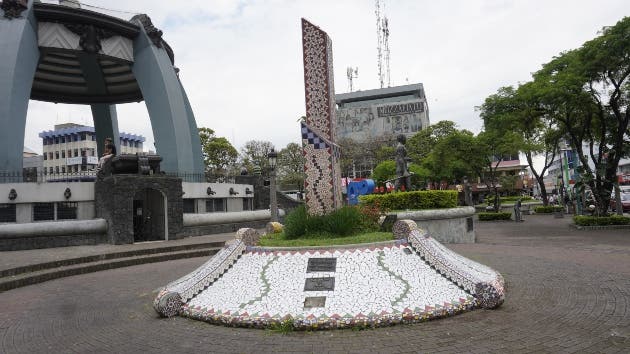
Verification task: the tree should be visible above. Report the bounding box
[479,84,562,205]
[421,129,478,185]
[532,17,630,214]
[278,142,306,192]
[239,140,275,174]
[198,127,238,175]
[407,120,458,164]
[473,130,522,212]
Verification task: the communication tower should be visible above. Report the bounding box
[347,67,358,92]
[375,0,391,88]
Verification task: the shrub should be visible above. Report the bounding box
[283,205,308,239]
[574,215,630,226]
[534,206,564,213]
[283,205,375,239]
[357,201,388,230]
[486,196,533,206]
[478,212,512,221]
[359,190,458,211]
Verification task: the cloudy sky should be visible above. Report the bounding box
[25,0,628,154]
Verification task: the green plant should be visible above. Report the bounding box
[270,317,295,334]
[357,201,388,230]
[573,215,630,226]
[359,190,458,211]
[534,206,563,213]
[283,205,308,239]
[282,205,369,239]
[478,212,512,221]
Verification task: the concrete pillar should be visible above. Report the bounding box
[91,104,121,156]
[131,17,203,174]
[0,3,39,173]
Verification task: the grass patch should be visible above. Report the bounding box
[258,231,394,247]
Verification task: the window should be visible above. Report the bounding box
[74,149,79,157]
[81,133,86,141]
[55,137,59,144]
[0,204,16,223]
[183,199,196,213]
[61,166,65,173]
[43,154,47,160]
[49,152,53,160]
[206,198,226,213]
[61,136,65,143]
[67,150,72,158]
[61,151,65,158]
[57,202,77,220]
[49,167,53,174]
[91,134,95,141]
[55,151,59,159]
[55,166,59,173]
[243,198,253,211]
[33,202,55,221]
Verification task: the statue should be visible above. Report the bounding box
[395,134,412,192]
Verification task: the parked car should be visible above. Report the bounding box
[610,192,630,212]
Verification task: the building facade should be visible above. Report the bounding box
[335,83,430,143]
[39,123,145,178]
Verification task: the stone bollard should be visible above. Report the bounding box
[236,228,261,246]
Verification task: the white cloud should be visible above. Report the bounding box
[24,0,629,154]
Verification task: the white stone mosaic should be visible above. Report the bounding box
[186,244,470,319]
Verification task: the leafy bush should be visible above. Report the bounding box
[357,201,388,230]
[283,205,308,238]
[573,215,630,226]
[486,196,533,206]
[534,206,564,213]
[283,205,381,239]
[478,212,512,221]
[359,190,458,210]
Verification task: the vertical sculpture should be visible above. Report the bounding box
[301,18,342,215]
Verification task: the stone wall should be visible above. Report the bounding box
[394,207,476,243]
[95,174,183,244]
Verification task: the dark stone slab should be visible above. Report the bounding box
[380,214,397,232]
[304,277,335,291]
[307,258,337,272]
[303,296,326,309]
[467,217,474,232]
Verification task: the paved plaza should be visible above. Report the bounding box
[1,215,629,353]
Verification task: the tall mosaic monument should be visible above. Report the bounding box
[301,18,342,215]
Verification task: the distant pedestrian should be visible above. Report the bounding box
[514,198,523,222]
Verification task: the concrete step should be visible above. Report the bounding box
[0,241,225,278]
[0,246,223,293]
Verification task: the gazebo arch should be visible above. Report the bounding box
[0,1,203,174]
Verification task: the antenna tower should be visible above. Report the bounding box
[375,0,391,88]
[347,67,358,92]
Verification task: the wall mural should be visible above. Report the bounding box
[336,100,428,141]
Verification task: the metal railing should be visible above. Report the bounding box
[0,171,248,184]
[0,171,97,183]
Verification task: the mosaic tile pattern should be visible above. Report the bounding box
[154,222,505,328]
[405,225,505,309]
[179,243,474,329]
[301,19,342,215]
[236,228,261,246]
[153,240,246,316]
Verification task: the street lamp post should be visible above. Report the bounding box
[268,148,278,222]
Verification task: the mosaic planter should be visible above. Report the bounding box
[154,222,505,330]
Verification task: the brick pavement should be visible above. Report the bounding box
[0,233,235,273]
[0,215,629,353]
